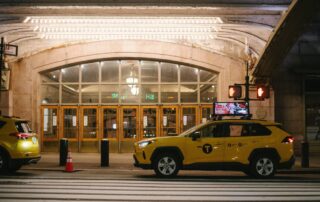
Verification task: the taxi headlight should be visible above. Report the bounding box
[138,140,153,149]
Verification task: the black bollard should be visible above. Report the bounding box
[101,139,109,167]
[59,138,68,166]
[301,141,309,168]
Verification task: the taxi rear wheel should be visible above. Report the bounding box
[153,153,180,177]
[250,155,276,178]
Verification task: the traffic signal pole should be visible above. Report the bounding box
[0,37,4,103]
[227,54,269,119]
[245,60,250,115]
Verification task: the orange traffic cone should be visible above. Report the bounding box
[65,150,74,172]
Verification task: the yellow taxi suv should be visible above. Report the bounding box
[134,119,295,178]
[0,116,41,173]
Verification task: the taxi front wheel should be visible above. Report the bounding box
[249,155,277,178]
[9,163,22,172]
[153,153,180,177]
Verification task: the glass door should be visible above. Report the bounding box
[62,106,79,152]
[120,106,139,152]
[160,106,179,136]
[102,107,119,152]
[141,106,159,139]
[80,106,99,152]
[200,105,212,124]
[181,106,199,132]
[41,106,59,152]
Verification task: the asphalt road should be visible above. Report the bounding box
[3,167,320,181]
[1,152,319,201]
[0,173,320,201]
[0,168,320,201]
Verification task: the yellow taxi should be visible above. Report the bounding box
[0,116,40,173]
[134,119,295,178]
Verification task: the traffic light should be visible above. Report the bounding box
[256,85,270,100]
[228,85,242,99]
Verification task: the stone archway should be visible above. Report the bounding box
[7,40,244,133]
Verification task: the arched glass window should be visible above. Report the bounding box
[40,59,218,104]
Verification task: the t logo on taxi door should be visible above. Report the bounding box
[202,144,213,154]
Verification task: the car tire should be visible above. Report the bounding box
[250,155,277,178]
[153,152,180,177]
[0,151,9,174]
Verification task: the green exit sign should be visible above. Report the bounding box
[111,92,118,99]
[146,93,155,100]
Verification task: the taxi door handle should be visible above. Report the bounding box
[197,146,202,148]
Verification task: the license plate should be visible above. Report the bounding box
[32,136,37,144]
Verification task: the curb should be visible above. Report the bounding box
[23,166,320,174]
[278,168,320,174]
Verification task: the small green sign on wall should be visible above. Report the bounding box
[111,92,118,99]
[146,93,155,100]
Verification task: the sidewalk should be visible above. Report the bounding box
[25,152,136,170]
[24,152,320,174]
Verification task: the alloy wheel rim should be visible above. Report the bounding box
[256,158,274,176]
[158,157,176,175]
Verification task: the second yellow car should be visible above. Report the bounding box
[0,116,41,173]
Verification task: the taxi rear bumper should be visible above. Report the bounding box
[11,156,41,166]
[278,155,295,169]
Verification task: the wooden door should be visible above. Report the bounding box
[41,106,59,152]
[160,106,179,136]
[140,106,159,139]
[61,106,79,152]
[80,106,99,152]
[180,105,199,132]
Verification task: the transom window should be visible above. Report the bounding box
[41,60,218,105]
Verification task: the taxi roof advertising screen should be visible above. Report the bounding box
[214,102,249,116]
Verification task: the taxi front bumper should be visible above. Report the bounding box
[133,154,152,169]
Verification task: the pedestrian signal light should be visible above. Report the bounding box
[228,85,242,99]
[257,85,269,100]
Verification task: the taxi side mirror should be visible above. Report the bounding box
[191,131,201,141]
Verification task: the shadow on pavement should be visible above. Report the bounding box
[134,173,317,182]
[0,171,37,177]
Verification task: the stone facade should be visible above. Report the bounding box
[1,40,274,140]
[272,68,304,154]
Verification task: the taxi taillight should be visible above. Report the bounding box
[10,132,30,139]
[282,136,294,144]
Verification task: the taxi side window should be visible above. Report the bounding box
[229,125,243,137]
[225,123,271,137]
[212,124,225,137]
[198,124,225,138]
[197,124,214,138]
[248,124,271,136]
[224,124,246,137]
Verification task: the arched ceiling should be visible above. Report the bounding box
[0,0,292,64]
